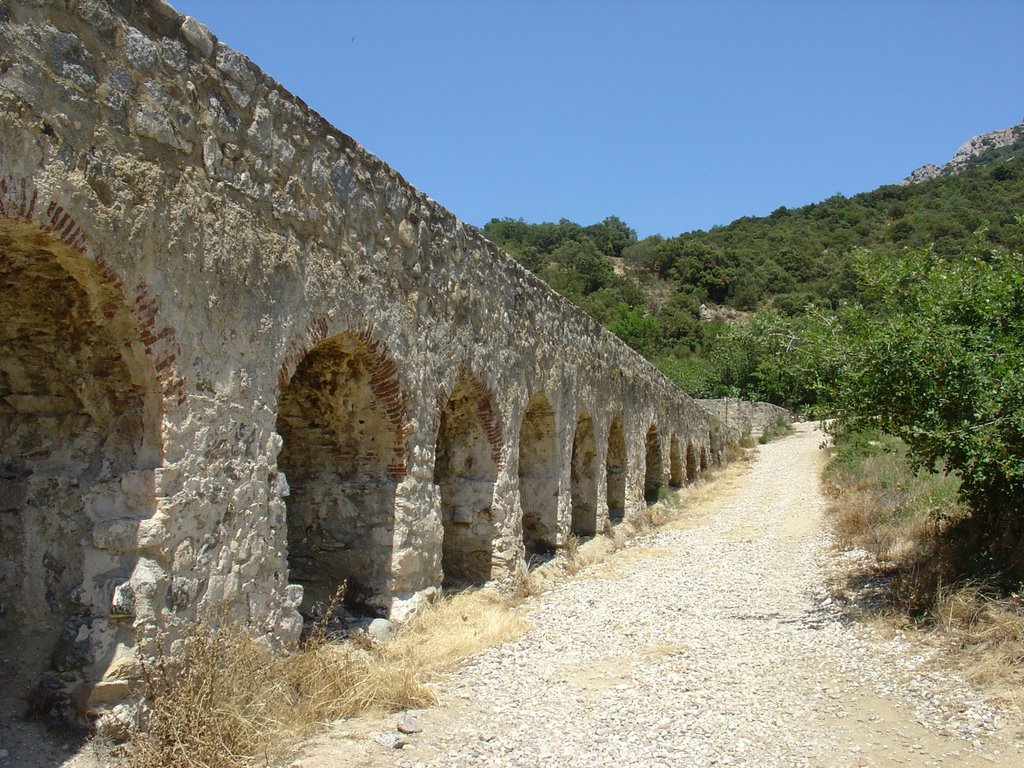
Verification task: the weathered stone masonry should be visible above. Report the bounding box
[0,0,719,715]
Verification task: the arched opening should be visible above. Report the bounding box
[0,219,159,708]
[669,434,683,488]
[570,411,598,538]
[605,415,626,524]
[518,393,558,557]
[276,332,404,618]
[435,375,500,587]
[700,445,709,473]
[685,441,697,483]
[644,425,663,504]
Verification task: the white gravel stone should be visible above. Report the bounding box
[337,424,1021,768]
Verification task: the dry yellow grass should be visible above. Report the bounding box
[663,460,750,532]
[128,589,528,768]
[558,459,752,582]
[587,547,673,581]
[825,441,964,573]
[387,588,529,678]
[825,433,1024,712]
[932,584,1024,710]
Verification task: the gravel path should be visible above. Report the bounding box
[301,423,1022,768]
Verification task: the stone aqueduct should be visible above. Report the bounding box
[0,1,723,711]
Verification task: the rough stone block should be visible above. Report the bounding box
[93,519,138,551]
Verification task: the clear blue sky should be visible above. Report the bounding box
[170,1,1023,239]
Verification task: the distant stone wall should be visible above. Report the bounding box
[698,399,793,438]
[0,0,725,721]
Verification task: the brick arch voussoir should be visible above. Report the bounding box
[0,176,184,424]
[355,327,410,478]
[277,317,329,393]
[278,319,411,479]
[435,366,504,471]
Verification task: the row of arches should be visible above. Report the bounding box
[277,331,710,616]
[0,215,712,700]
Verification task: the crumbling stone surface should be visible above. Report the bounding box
[277,332,403,617]
[0,0,721,712]
[605,416,628,524]
[644,425,664,504]
[669,435,684,488]
[698,398,794,439]
[519,393,559,557]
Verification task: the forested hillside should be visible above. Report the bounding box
[482,127,1024,406]
[484,121,1024,589]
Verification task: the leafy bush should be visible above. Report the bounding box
[827,245,1024,582]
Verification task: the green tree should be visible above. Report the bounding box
[608,305,662,358]
[621,235,664,273]
[827,246,1024,579]
[542,239,614,297]
[657,291,704,351]
[585,215,637,258]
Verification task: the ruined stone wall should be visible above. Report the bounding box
[698,398,794,438]
[0,0,719,717]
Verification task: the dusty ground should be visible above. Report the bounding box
[292,423,1023,768]
[5,423,1022,767]
[0,639,116,768]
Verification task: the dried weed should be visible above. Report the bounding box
[826,433,1024,709]
[128,589,528,768]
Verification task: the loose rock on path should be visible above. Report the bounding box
[304,424,1024,767]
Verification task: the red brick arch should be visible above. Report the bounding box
[278,321,411,478]
[435,368,503,470]
[0,175,184,413]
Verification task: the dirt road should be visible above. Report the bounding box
[299,423,1023,768]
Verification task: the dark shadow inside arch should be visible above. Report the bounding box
[605,415,626,524]
[519,392,559,557]
[669,434,683,488]
[644,425,663,504]
[570,411,598,538]
[276,333,401,619]
[686,441,697,483]
[435,375,499,588]
[0,220,159,727]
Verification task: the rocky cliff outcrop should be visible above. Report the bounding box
[902,118,1023,185]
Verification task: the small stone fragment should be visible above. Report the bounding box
[373,732,407,749]
[397,714,422,734]
[367,618,395,642]
[180,16,214,57]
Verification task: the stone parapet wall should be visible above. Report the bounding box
[0,0,725,721]
[698,398,793,438]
